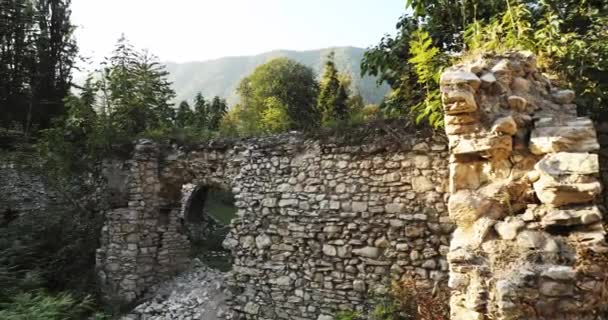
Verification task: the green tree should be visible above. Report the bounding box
[208,96,228,131]
[236,57,319,133]
[193,92,208,129]
[363,0,608,123]
[176,100,194,128]
[99,36,176,136]
[0,0,78,132]
[318,52,349,125]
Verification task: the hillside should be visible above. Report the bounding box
[165,47,390,106]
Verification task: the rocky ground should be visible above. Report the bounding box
[121,259,235,320]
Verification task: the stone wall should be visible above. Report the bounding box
[95,130,453,319]
[441,52,608,320]
[0,162,59,226]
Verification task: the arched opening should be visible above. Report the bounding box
[184,185,236,271]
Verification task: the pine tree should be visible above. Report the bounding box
[317,51,349,125]
[208,96,228,131]
[193,92,208,129]
[176,101,194,128]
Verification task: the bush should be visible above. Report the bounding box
[340,278,449,320]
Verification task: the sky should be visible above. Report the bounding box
[71,0,406,67]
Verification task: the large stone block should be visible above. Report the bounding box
[530,118,599,155]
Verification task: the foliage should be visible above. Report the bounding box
[336,310,364,320]
[407,29,446,128]
[318,52,350,125]
[97,35,176,137]
[235,57,320,134]
[338,278,449,320]
[363,0,608,124]
[0,290,95,320]
[0,0,78,133]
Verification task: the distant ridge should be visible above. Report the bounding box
[164,46,390,106]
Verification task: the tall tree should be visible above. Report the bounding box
[99,36,176,136]
[318,52,352,125]
[193,92,208,129]
[0,0,78,132]
[208,96,227,131]
[176,100,194,128]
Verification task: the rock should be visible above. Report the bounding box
[352,246,381,258]
[448,190,502,226]
[494,217,525,240]
[511,77,530,92]
[244,302,260,314]
[540,281,573,297]
[533,153,601,206]
[507,96,527,111]
[480,72,496,87]
[353,279,366,292]
[541,266,576,281]
[443,90,478,115]
[445,114,477,125]
[535,152,599,176]
[449,162,482,192]
[255,234,272,249]
[352,201,368,212]
[451,217,496,249]
[440,71,481,91]
[412,176,435,192]
[540,205,602,227]
[385,203,405,214]
[322,244,337,257]
[529,117,599,154]
[516,230,549,250]
[448,134,512,159]
[492,116,518,136]
[552,90,575,104]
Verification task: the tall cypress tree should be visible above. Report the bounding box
[318,51,349,125]
[193,92,208,129]
[208,96,227,131]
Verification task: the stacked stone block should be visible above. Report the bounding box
[442,52,608,320]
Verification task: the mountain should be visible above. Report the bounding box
[164,46,390,106]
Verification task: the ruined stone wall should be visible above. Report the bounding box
[442,52,608,320]
[96,131,453,319]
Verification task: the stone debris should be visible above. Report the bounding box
[121,260,235,320]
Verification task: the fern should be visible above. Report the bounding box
[407,29,446,128]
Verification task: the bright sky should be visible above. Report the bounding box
[71,0,406,65]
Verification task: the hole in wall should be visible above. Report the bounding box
[184,185,237,271]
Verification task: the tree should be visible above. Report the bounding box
[193,92,208,129]
[318,52,348,125]
[363,0,608,123]
[236,58,319,133]
[176,101,194,128]
[100,36,176,136]
[208,96,227,131]
[0,0,78,132]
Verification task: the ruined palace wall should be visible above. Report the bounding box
[96,130,453,319]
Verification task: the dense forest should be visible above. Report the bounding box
[1,0,607,319]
